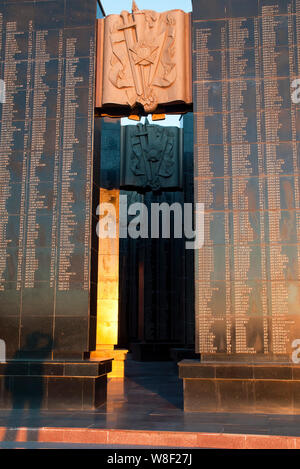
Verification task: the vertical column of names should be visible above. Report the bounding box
[0,22,21,290]
[84,36,95,291]
[221,23,232,353]
[24,30,50,288]
[254,15,269,353]
[194,27,216,353]
[228,18,255,353]
[50,30,63,290]
[58,37,82,291]
[16,21,33,291]
[261,5,289,353]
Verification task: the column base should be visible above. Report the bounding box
[90,349,128,378]
[179,359,300,414]
[0,359,112,410]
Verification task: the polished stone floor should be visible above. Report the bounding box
[1,359,300,437]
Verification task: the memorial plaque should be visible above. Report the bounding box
[193,0,300,360]
[0,0,98,359]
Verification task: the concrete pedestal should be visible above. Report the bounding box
[179,360,300,414]
[0,359,112,410]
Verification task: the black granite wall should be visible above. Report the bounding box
[193,0,300,359]
[0,0,98,359]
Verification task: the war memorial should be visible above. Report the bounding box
[1,0,300,449]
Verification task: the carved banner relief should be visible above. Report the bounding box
[96,2,192,115]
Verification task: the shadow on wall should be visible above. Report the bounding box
[0,332,53,447]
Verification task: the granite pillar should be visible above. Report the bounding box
[180,0,300,413]
[90,117,128,377]
[0,0,111,409]
[91,188,128,377]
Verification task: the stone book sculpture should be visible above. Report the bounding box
[96,1,192,116]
